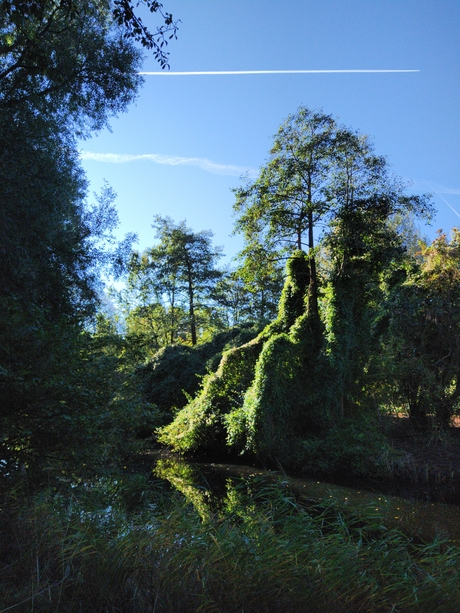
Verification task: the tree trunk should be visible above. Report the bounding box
[307,209,319,323]
[186,263,197,345]
[169,289,176,344]
[189,295,196,345]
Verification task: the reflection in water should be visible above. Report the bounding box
[154,456,460,543]
[155,459,214,521]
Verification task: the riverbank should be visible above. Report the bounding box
[149,414,460,505]
[3,437,460,613]
[3,470,460,613]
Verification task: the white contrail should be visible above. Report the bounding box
[426,182,460,220]
[423,181,460,196]
[139,69,419,75]
[435,193,460,220]
[80,151,257,177]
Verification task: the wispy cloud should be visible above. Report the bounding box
[437,188,460,195]
[139,69,419,75]
[421,181,460,196]
[80,151,257,178]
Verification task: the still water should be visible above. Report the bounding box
[153,456,460,544]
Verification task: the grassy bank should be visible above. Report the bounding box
[1,473,459,613]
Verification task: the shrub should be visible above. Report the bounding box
[138,324,262,414]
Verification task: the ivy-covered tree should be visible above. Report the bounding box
[159,108,433,467]
[322,195,407,420]
[233,108,337,325]
[236,109,429,315]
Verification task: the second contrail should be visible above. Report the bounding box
[139,69,420,75]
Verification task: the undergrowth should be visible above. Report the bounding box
[1,473,459,613]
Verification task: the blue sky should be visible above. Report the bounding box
[79,0,460,263]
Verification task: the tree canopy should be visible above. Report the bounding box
[0,0,176,473]
[382,230,460,427]
[233,108,432,325]
[127,217,223,346]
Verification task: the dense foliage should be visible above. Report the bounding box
[138,323,263,413]
[1,6,460,605]
[0,0,172,474]
[159,108,441,472]
[382,230,460,427]
[126,216,224,347]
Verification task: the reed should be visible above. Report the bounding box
[1,476,459,612]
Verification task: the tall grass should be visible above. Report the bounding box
[1,474,459,612]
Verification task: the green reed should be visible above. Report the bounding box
[1,473,459,613]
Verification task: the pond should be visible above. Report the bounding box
[153,455,460,544]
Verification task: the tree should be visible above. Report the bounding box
[322,195,406,419]
[233,109,337,324]
[1,3,143,134]
[116,281,190,354]
[0,0,156,325]
[235,109,431,317]
[232,245,284,324]
[159,108,433,465]
[0,0,173,474]
[383,230,460,428]
[212,262,283,328]
[128,217,223,346]
[387,210,428,260]
[0,0,179,99]
[0,113,136,473]
[111,0,179,63]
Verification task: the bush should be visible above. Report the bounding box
[299,417,391,478]
[138,324,262,414]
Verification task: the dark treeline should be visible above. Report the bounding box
[2,3,460,611]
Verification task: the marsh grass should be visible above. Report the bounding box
[1,475,459,613]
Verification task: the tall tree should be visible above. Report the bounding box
[232,247,284,324]
[322,195,406,419]
[129,217,223,346]
[0,0,175,473]
[160,108,433,464]
[233,108,431,326]
[233,109,336,324]
[0,2,145,133]
[213,263,283,328]
[0,118,128,472]
[0,0,179,106]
